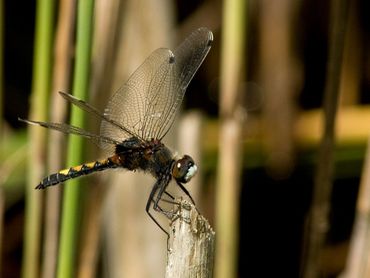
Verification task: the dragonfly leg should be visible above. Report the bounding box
[176,181,196,205]
[159,191,180,205]
[164,191,174,200]
[176,181,201,214]
[160,198,179,206]
[152,177,176,219]
[145,181,170,240]
[160,191,180,205]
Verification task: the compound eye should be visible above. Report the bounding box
[172,155,197,183]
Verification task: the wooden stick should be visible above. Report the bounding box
[343,136,370,277]
[166,200,215,278]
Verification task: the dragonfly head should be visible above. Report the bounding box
[172,155,197,183]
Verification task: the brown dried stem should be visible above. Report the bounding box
[166,200,215,278]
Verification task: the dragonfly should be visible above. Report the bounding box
[20,27,213,237]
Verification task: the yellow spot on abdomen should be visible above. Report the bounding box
[99,159,109,164]
[59,168,70,175]
[72,165,83,172]
[85,162,96,169]
[58,159,109,176]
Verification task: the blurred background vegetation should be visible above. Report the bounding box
[1,0,370,277]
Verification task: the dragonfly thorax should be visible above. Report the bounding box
[172,155,198,183]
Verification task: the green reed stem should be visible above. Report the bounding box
[22,1,55,278]
[57,1,95,277]
[0,0,3,135]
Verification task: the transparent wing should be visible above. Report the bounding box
[100,27,213,142]
[58,91,137,151]
[100,48,175,144]
[153,27,213,140]
[19,119,120,147]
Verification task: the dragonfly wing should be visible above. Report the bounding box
[151,27,213,140]
[101,28,213,142]
[100,48,175,142]
[19,119,120,147]
[58,91,137,149]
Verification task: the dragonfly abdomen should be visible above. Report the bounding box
[36,158,117,189]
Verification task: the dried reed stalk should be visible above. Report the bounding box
[343,135,370,277]
[215,0,246,276]
[302,0,349,277]
[41,1,75,277]
[166,200,215,278]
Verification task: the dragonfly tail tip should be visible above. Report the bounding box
[35,184,44,190]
